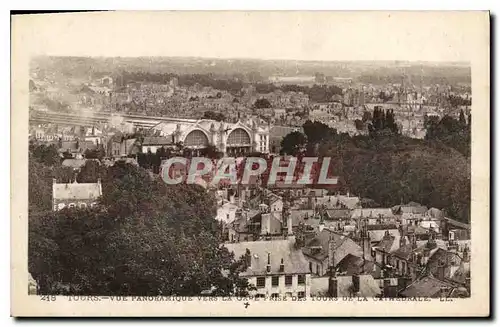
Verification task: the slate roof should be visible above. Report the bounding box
[325,209,352,220]
[52,181,102,201]
[336,195,360,209]
[224,239,310,276]
[375,235,396,253]
[336,254,375,275]
[289,209,315,226]
[392,204,428,215]
[351,208,394,219]
[443,217,471,231]
[407,224,430,235]
[391,243,417,260]
[368,229,400,244]
[400,275,456,298]
[62,159,87,169]
[302,229,365,264]
[451,262,470,284]
[427,248,462,266]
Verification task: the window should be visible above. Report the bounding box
[285,275,293,286]
[255,294,265,299]
[309,262,313,273]
[316,264,320,275]
[298,274,305,285]
[79,203,87,209]
[272,276,279,287]
[184,130,209,147]
[68,203,76,208]
[270,293,279,299]
[298,291,306,299]
[256,277,266,288]
[285,292,293,298]
[227,128,251,146]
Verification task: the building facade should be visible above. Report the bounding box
[151,119,270,156]
[224,238,311,298]
[52,179,103,211]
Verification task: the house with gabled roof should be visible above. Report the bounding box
[224,238,311,299]
[302,228,371,277]
[52,178,102,211]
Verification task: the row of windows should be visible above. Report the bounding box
[256,274,306,288]
[56,202,97,210]
[309,262,323,276]
[255,292,306,299]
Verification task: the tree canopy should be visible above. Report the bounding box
[29,153,253,296]
[280,131,307,156]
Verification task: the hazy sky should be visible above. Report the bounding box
[14,11,487,62]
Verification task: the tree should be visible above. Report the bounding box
[203,111,226,122]
[29,163,252,296]
[303,120,337,144]
[280,131,307,155]
[29,143,61,166]
[425,114,470,157]
[200,145,223,160]
[77,160,105,183]
[83,147,105,160]
[368,107,399,137]
[317,133,470,223]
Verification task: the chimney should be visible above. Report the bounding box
[279,258,284,272]
[437,260,446,280]
[463,245,470,263]
[244,248,251,269]
[423,248,431,265]
[287,214,293,236]
[352,274,360,295]
[383,278,391,297]
[328,276,338,298]
[410,234,417,249]
[319,223,325,232]
[439,286,448,298]
[400,236,407,248]
[53,178,57,185]
[266,253,271,273]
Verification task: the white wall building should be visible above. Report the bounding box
[225,238,311,299]
[151,118,270,156]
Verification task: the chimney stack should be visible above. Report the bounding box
[352,274,360,295]
[439,286,448,298]
[279,258,284,272]
[463,245,470,263]
[244,248,251,269]
[266,253,271,273]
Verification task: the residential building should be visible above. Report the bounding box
[224,239,311,298]
[52,178,102,211]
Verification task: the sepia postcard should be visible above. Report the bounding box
[11,11,490,317]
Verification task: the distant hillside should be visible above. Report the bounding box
[30,56,471,86]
